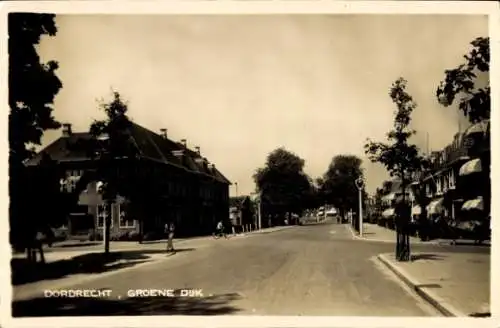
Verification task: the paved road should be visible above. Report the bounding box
[12,222,488,317]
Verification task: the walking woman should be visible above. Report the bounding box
[166,222,176,253]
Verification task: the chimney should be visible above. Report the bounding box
[160,128,167,139]
[62,123,72,137]
[180,139,187,147]
[194,146,200,155]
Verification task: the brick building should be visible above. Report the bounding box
[24,123,231,239]
[410,120,490,234]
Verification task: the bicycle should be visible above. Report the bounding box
[212,230,228,239]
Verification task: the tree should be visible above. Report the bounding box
[88,91,139,254]
[364,78,427,262]
[9,13,63,258]
[437,37,490,123]
[321,155,364,222]
[253,148,311,226]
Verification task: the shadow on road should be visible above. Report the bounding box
[11,248,196,286]
[411,253,445,261]
[12,292,242,316]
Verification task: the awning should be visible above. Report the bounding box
[411,205,422,216]
[382,193,396,202]
[462,197,484,211]
[426,198,444,215]
[464,120,489,137]
[459,158,482,176]
[382,208,395,218]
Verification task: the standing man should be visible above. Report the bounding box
[166,221,175,253]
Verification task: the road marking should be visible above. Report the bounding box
[329,231,336,234]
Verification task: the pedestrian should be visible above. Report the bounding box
[166,222,175,253]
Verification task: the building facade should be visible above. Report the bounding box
[25,123,232,240]
[410,120,490,236]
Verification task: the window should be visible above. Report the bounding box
[96,204,113,228]
[449,170,456,189]
[65,170,83,192]
[119,203,135,228]
[442,175,448,192]
[426,184,432,197]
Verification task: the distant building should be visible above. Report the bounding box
[24,122,231,239]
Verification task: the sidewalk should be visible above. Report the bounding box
[12,225,294,264]
[377,252,490,317]
[349,223,490,246]
[348,223,439,245]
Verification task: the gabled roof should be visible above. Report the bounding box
[24,132,94,165]
[25,121,231,184]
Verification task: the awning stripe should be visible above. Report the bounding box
[426,198,444,215]
[382,208,395,218]
[464,120,489,137]
[459,158,482,176]
[461,197,484,211]
[382,193,396,202]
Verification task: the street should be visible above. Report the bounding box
[12,221,489,317]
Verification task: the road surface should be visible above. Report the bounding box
[12,221,487,317]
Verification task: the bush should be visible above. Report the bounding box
[128,231,140,241]
[52,229,68,243]
[88,231,103,241]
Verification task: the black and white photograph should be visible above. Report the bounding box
[3,1,498,325]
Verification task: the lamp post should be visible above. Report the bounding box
[355,177,365,237]
[95,133,114,256]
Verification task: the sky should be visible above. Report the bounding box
[37,14,488,196]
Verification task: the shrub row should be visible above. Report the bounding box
[88,230,166,242]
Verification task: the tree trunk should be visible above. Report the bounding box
[103,201,112,256]
[398,172,410,262]
[138,219,144,244]
[37,242,46,264]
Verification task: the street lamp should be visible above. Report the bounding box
[355,177,365,237]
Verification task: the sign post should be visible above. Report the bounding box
[355,177,365,237]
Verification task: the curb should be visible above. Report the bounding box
[346,224,441,246]
[249,226,294,235]
[376,253,466,317]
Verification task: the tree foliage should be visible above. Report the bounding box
[253,148,312,222]
[9,13,62,163]
[9,13,63,254]
[320,155,364,215]
[436,37,490,123]
[364,78,426,186]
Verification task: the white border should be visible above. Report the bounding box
[1,1,498,328]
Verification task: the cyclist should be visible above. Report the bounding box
[214,220,227,239]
